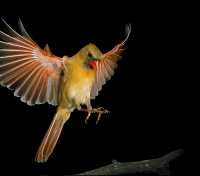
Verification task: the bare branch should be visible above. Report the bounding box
[74,149,183,176]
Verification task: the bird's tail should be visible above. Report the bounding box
[35,108,71,162]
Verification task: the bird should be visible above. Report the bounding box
[0,19,131,162]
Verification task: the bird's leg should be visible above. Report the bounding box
[81,107,110,124]
[80,103,110,124]
[84,107,92,124]
[94,107,110,124]
[84,102,92,124]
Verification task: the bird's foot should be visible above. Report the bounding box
[80,107,110,124]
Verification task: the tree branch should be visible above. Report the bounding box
[75,149,183,176]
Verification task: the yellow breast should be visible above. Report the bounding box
[60,55,95,108]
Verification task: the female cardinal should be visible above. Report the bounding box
[0,19,131,162]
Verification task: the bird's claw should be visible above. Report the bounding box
[82,107,110,124]
[85,112,91,124]
[95,107,110,124]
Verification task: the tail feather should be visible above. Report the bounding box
[35,108,70,162]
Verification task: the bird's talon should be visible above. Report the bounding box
[97,107,103,110]
[81,107,110,124]
[96,113,102,124]
[85,112,91,124]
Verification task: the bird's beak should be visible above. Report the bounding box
[88,60,97,68]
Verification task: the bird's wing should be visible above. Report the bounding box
[0,19,64,106]
[91,24,131,99]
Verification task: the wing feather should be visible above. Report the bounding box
[36,70,48,104]
[18,18,35,43]
[0,60,35,81]
[0,19,64,106]
[0,30,34,48]
[1,18,36,47]
[0,40,33,50]
[28,69,45,104]
[3,63,34,90]
[20,65,43,104]
[15,62,40,98]
[91,24,131,99]
[26,68,44,105]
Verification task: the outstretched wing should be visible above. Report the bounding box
[91,24,131,99]
[0,19,64,106]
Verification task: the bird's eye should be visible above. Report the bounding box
[87,52,93,60]
[88,52,92,58]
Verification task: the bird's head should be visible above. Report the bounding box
[78,43,103,69]
[76,23,132,70]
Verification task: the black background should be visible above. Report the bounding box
[0,1,187,175]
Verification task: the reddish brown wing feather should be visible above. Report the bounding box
[91,24,131,99]
[90,49,119,99]
[0,19,63,105]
